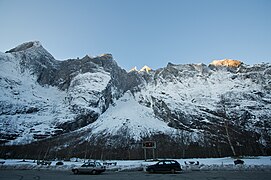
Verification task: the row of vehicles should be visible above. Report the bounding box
[72,160,182,175]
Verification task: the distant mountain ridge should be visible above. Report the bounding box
[0,41,270,159]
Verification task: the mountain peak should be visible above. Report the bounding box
[210,59,243,68]
[128,65,152,73]
[5,41,42,53]
[98,53,113,60]
[129,66,138,72]
[140,65,152,73]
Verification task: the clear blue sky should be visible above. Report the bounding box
[0,0,270,70]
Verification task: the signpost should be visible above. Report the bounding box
[142,141,156,161]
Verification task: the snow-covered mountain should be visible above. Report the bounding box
[0,41,270,158]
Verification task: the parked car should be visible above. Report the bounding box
[72,161,106,175]
[37,160,52,166]
[146,160,182,173]
[55,161,64,166]
[234,159,244,165]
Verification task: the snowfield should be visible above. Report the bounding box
[86,91,176,140]
[0,156,270,171]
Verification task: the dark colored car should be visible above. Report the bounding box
[146,160,182,173]
[72,161,106,175]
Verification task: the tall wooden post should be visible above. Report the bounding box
[144,148,147,161]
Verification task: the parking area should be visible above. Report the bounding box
[1,169,271,180]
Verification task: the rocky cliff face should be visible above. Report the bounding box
[0,41,135,144]
[136,62,271,155]
[0,42,270,158]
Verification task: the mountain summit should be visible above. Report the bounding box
[129,65,152,73]
[210,59,243,67]
[5,41,42,53]
[139,65,152,73]
[0,42,270,159]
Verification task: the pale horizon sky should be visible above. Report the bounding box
[0,0,270,70]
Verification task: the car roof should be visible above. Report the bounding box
[159,160,176,161]
[158,160,178,163]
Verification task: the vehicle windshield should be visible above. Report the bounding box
[157,161,164,165]
[95,162,102,166]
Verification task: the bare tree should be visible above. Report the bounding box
[218,95,237,157]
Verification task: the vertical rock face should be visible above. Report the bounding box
[0,41,270,157]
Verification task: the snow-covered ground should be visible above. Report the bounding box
[86,91,176,140]
[0,156,270,171]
